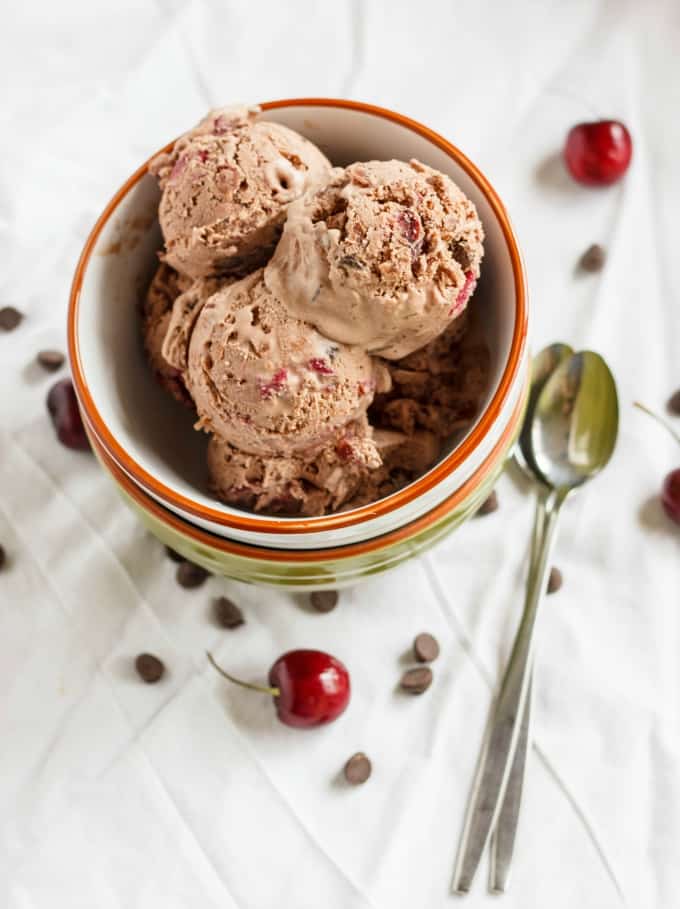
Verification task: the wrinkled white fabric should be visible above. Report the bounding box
[1,1,679,907]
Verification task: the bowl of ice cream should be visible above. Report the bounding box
[69,98,528,563]
[83,409,523,589]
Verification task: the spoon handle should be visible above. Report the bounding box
[451,489,565,894]
[488,487,548,891]
[488,673,533,892]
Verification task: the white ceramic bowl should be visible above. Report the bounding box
[69,98,528,552]
[84,414,525,590]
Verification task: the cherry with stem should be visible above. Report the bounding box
[634,401,680,525]
[206,648,351,728]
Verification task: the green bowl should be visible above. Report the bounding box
[88,380,526,590]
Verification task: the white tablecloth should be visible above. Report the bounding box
[2,2,679,906]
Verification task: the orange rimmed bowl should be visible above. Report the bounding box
[69,98,528,558]
[84,379,526,589]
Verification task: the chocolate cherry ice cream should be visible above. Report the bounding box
[149,106,332,279]
[141,106,488,516]
[265,159,484,358]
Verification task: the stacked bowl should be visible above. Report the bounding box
[68,99,529,590]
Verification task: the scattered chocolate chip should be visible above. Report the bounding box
[667,389,680,416]
[547,566,563,594]
[214,596,245,629]
[413,632,440,663]
[310,590,339,613]
[0,544,6,570]
[176,561,209,589]
[400,666,433,694]
[135,653,165,683]
[36,349,65,372]
[344,752,372,785]
[579,243,605,272]
[477,490,499,516]
[165,545,185,563]
[0,306,23,332]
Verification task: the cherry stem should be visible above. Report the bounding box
[633,402,680,446]
[206,652,280,697]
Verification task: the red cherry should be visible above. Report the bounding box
[564,120,632,186]
[661,468,680,525]
[269,650,350,728]
[47,379,91,451]
[207,649,351,729]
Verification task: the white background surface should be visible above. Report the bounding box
[2,1,679,906]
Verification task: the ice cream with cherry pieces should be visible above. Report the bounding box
[206,415,383,516]
[264,158,484,358]
[142,107,489,516]
[149,106,332,279]
[177,269,390,458]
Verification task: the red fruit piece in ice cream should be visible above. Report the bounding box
[259,368,288,399]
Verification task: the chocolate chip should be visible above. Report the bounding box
[477,490,499,516]
[165,545,185,563]
[36,350,65,372]
[310,590,339,613]
[579,243,605,272]
[176,561,209,589]
[214,596,245,629]
[400,666,433,694]
[0,544,6,570]
[0,307,23,332]
[339,255,364,270]
[451,240,471,270]
[667,389,680,416]
[547,566,563,594]
[413,632,440,663]
[135,653,165,683]
[344,752,372,785]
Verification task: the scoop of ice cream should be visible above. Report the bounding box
[149,106,332,279]
[185,270,391,457]
[142,264,193,405]
[162,275,224,374]
[264,159,484,359]
[207,416,382,516]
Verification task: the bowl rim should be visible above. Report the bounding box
[86,373,527,563]
[69,96,528,536]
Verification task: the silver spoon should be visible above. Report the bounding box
[515,343,574,483]
[452,351,618,894]
[489,343,573,891]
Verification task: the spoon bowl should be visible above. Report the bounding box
[515,343,574,480]
[532,351,619,492]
